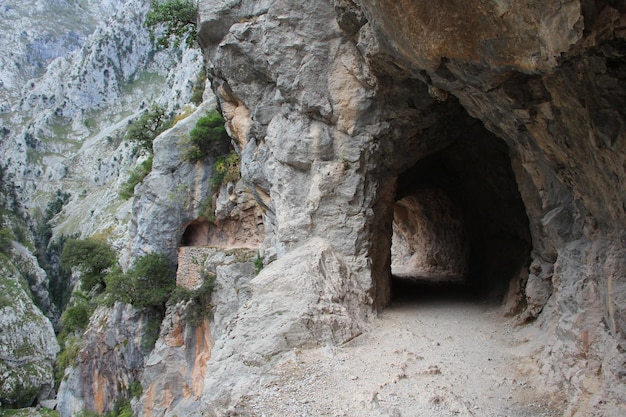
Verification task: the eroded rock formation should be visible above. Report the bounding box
[188,0,626,414]
[6,0,625,415]
[0,245,59,408]
[57,303,154,416]
[140,248,258,417]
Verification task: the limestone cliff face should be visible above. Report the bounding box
[0,0,127,107]
[129,100,217,264]
[139,248,258,417]
[57,303,154,416]
[4,0,626,415]
[1,0,204,413]
[0,0,201,214]
[192,0,626,414]
[0,245,59,408]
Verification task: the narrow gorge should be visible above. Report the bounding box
[1,1,625,416]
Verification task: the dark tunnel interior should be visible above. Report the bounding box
[390,116,532,305]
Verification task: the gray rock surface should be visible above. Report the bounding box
[2,0,626,415]
[1,1,204,413]
[0,0,202,215]
[0,251,59,408]
[57,303,153,417]
[0,0,126,99]
[10,242,57,321]
[192,0,626,414]
[139,248,258,417]
[129,99,218,264]
[198,238,371,415]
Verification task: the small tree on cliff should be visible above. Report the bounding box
[182,109,231,162]
[146,0,198,48]
[61,238,117,292]
[104,253,176,316]
[125,104,169,155]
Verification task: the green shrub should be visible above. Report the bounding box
[168,272,216,326]
[190,69,207,105]
[125,105,169,154]
[119,156,153,200]
[102,267,132,306]
[210,151,240,191]
[146,0,198,48]
[60,292,93,334]
[105,253,175,314]
[254,253,264,275]
[182,110,230,163]
[61,238,117,292]
[129,381,143,399]
[0,227,13,254]
[129,253,176,311]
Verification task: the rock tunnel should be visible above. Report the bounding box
[181,219,210,247]
[388,106,532,305]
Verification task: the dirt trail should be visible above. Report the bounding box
[239,297,566,417]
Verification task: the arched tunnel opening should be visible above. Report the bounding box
[390,116,532,305]
[181,219,210,247]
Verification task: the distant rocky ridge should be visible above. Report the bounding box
[0,0,202,210]
[0,0,203,412]
[0,0,126,100]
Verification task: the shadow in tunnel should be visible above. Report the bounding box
[391,274,483,305]
[390,114,531,308]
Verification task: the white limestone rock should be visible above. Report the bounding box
[197,238,371,413]
[139,248,258,417]
[0,252,59,408]
[57,303,152,417]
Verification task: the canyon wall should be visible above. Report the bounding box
[3,1,626,415]
[0,243,59,408]
[188,0,626,415]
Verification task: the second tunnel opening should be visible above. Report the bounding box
[390,116,532,305]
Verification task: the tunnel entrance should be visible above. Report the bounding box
[181,219,210,247]
[390,117,531,305]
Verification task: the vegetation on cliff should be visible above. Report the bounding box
[32,192,72,314]
[211,151,241,191]
[0,164,22,255]
[56,240,177,387]
[60,239,176,314]
[0,256,58,409]
[120,104,170,200]
[119,156,153,200]
[168,271,216,325]
[145,0,198,48]
[104,253,175,315]
[181,109,231,163]
[61,238,117,293]
[124,104,170,155]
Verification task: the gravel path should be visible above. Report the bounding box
[235,296,566,417]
